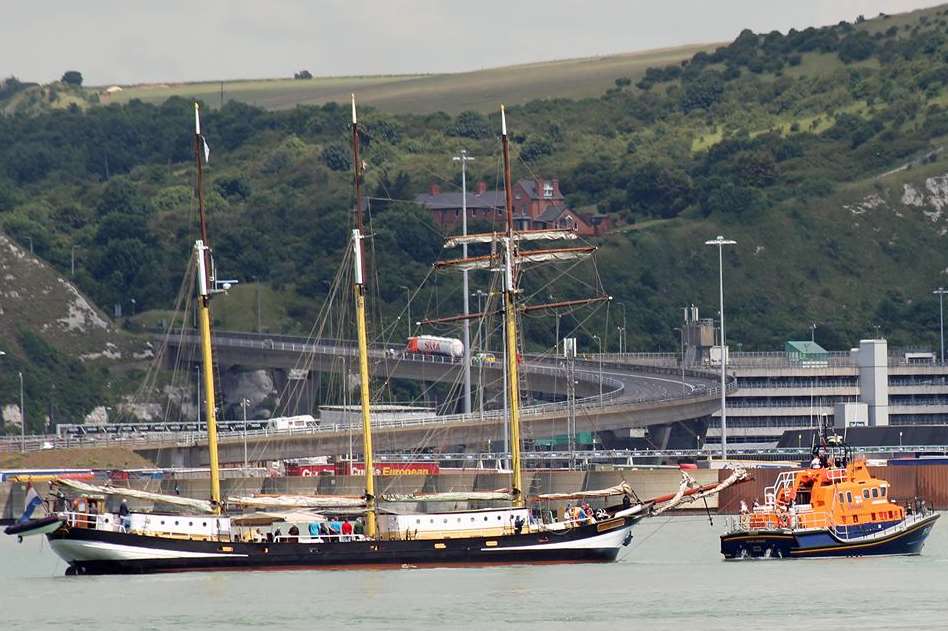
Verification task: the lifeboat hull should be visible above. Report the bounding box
[721,513,939,559]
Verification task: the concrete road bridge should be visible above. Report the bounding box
[137,330,731,467]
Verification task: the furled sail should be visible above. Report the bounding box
[381,491,515,502]
[435,246,596,271]
[651,466,747,515]
[227,494,367,509]
[443,228,577,249]
[533,481,636,501]
[53,479,216,514]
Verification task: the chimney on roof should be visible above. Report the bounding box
[535,177,544,198]
[552,177,561,196]
[430,183,441,196]
[476,180,487,194]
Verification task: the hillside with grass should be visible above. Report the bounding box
[3,4,948,427]
[95,44,715,115]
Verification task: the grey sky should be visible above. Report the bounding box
[1,1,940,85]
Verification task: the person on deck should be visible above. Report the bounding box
[354,517,365,536]
[118,499,130,530]
[341,519,353,542]
[329,517,343,539]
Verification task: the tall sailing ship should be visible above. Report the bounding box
[6,100,743,574]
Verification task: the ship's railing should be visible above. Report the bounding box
[272,533,368,544]
[763,470,797,505]
[831,508,935,541]
[59,511,124,532]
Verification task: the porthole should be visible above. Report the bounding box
[189,521,194,526]
[161,520,166,525]
[175,521,180,526]
[416,519,421,524]
[470,517,475,522]
[203,522,207,527]
[483,516,488,521]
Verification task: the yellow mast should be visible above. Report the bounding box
[500,105,525,508]
[193,102,222,513]
[351,96,377,537]
[195,241,222,513]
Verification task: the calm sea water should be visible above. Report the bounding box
[2,514,946,630]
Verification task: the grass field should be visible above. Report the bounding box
[102,43,717,114]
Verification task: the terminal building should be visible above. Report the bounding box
[712,339,948,449]
[676,307,948,449]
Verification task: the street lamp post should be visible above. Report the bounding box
[453,149,475,415]
[240,398,250,469]
[673,327,686,396]
[617,302,627,355]
[810,322,817,343]
[548,294,563,354]
[473,289,488,418]
[400,285,411,338]
[705,235,737,460]
[18,371,25,452]
[934,288,948,364]
[592,334,603,405]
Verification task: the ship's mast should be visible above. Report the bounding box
[193,102,222,513]
[351,96,377,537]
[500,105,524,507]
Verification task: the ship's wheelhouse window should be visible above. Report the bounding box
[863,489,870,499]
[881,487,887,497]
[872,488,879,498]
[838,493,845,504]
[846,492,853,503]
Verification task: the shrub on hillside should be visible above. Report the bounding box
[447,111,490,139]
[320,144,351,172]
[61,70,83,86]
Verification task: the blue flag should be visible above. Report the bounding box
[18,485,43,523]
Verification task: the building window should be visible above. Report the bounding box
[543,182,553,198]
